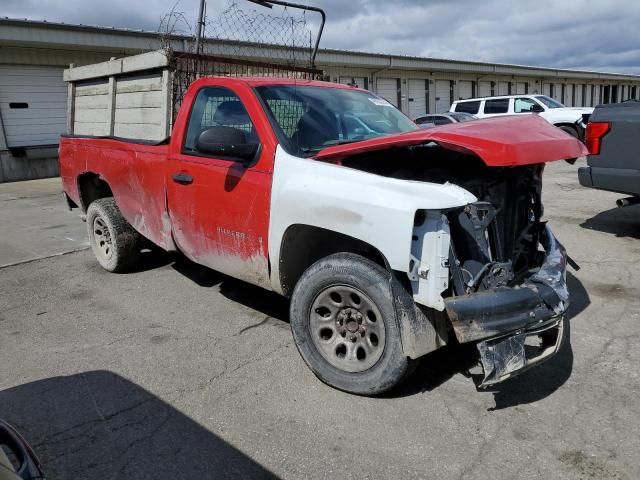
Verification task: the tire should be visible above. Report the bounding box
[289,253,413,395]
[86,197,141,272]
[558,125,579,138]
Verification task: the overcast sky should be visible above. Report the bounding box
[5,0,640,74]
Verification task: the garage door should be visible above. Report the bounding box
[516,82,527,94]
[554,83,564,103]
[458,81,473,100]
[497,82,509,96]
[565,84,574,106]
[478,81,491,97]
[543,83,551,96]
[408,79,428,118]
[339,76,368,90]
[435,80,452,113]
[376,78,400,107]
[573,85,582,107]
[593,85,601,105]
[0,65,67,148]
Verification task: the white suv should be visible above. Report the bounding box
[450,95,593,138]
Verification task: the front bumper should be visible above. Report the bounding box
[444,225,569,386]
[475,316,564,387]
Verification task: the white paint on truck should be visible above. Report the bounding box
[268,146,476,308]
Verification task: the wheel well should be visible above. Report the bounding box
[554,123,579,133]
[77,173,113,212]
[278,224,389,297]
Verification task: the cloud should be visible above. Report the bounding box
[4,0,640,74]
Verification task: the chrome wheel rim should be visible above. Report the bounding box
[92,216,113,261]
[309,285,386,373]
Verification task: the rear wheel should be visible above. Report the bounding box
[558,125,579,138]
[289,253,413,395]
[86,198,140,272]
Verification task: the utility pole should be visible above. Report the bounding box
[194,0,205,54]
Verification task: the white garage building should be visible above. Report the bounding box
[1,17,640,181]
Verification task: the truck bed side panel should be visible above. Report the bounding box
[60,137,173,250]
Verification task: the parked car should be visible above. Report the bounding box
[60,63,586,395]
[0,419,45,480]
[414,112,477,128]
[578,101,640,206]
[450,94,593,138]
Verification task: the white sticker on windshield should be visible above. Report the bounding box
[368,97,393,107]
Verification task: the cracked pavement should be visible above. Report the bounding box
[0,159,639,479]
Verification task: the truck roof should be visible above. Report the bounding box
[201,76,362,90]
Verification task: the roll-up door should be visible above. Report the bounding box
[543,83,551,96]
[555,83,564,103]
[516,82,527,94]
[478,81,491,97]
[339,76,369,90]
[593,85,601,105]
[565,84,574,106]
[458,80,473,100]
[0,65,67,147]
[497,82,509,96]
[376,78,400,107]
[573,85,583,107]
[408,78,428,118]
[435,80,452,112]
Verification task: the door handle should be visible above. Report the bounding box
[172,172,193,185]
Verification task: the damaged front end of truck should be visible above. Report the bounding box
[405,159,569,387]
[440,166,569,387]
[315,115,587,387]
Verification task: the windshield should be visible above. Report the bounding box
[255,85,418,156]
[535,95,565,109]
[449,112,477,122]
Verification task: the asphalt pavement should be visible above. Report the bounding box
[0,160,638,479]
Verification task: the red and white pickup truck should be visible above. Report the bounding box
[60,76,587,395]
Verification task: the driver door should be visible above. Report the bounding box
[166,85,274,289]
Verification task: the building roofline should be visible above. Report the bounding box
[2,16,640,81]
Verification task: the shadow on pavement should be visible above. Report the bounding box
[580,204,640,239]
[171,256,290,321]
[394,272,590,408]
[0,371,278,479]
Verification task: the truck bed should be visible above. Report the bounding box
[59,135,173,250]
[579,101,640,196]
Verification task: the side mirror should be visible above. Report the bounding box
[531,103,544,113]
[196,126,258,163]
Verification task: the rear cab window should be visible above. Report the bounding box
[483,98,510,114]
[454,100,480,114]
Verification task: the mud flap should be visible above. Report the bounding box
[475,317,564,388]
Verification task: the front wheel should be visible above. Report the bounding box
[289,253,413,395]
[86,198,140,272]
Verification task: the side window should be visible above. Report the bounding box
[433,116,453,126]
[514,97,538,113]
[415,116,433,125]
[455,101,480,114]
[483,98,510,114]
[184,87,258,153]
